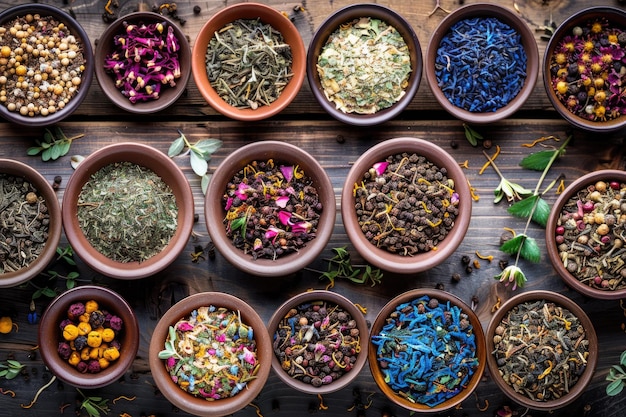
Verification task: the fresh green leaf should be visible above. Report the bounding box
[42,287,57,298]
[32,288,43,300]
[26,147,42,155]
[201,174,210,195]
[519,236,541,263]
[6,359,23,368]
[168,136,185,157]
[42,147,53,161]
[531,197,551,227]
[520,150,557,171]
[230,216,246,231]
[58,140,71,156]
[621,350,626,367]
[64,257,76,266]
[606,378,625,396]
[66,279,75,290]
[67,271,80,279]
[50,144,61,160]
[500,234,525,255]
[463,123,483,146]
[193,139,223,158]
[508,195,539,219]
[190,150,208,176]
[43,129,54,142]
[81,402,100,417]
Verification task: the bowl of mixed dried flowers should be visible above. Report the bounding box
[0,4,94,126]
[425,3,539,124]
[341,137,471,274]
[191,2,306,121]
[205,141,336,277]
[543,6,626,132]
[94,11,191,114]
[149,292,272,417]
[307,3,422,126]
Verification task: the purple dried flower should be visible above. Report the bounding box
[76,361,89,373]
[109,315,123,332]
[57,342,72,360]
[87,360,101,373]
[67,303,85,320]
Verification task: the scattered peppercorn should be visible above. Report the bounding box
[193,5,201,15]
[435,282,445,290]
[451,272,461,283]
[461,255,471,265]
[449,140,458,149]
[482,139,493,149]
[465,265,473,274]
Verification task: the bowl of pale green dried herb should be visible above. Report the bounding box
[61,142,194,279]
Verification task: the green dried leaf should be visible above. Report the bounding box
[607,379,625,396]
[230,216,246,231]
[168,136,185,157]
[519,150,557,171]
[190,150,208,176]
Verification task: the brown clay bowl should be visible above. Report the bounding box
[369,289,485,412]
[204,141,335,277]
[38,285,140,389]
[307,3,422,126]
[425,3,538,124]
[546,170,626,299]
[94,12,191,114]
[0,159,62,288]
[191,2,306,121]
[267,290,369,394]
[0,4,94,126]
[149,292,272,417]
[486,290,598,410]
[341,137,471,274]
[543,7,626,132]
[61,142,194,279]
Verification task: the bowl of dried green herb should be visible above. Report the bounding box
[425,3,539,124]
[369,289,485,412]
[307,3,422,126]
[486,290,598,410]
[0,159,62,287]
[61,142,194,279]
[543,7,626,132]
[191,2,306,121]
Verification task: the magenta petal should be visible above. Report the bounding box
[280,165,294,182]
[291,221,312,234]
[275,196,289,208]
[278,210,292,226]
[265,226,281,240]
[373,161,389,176]
[225,197,234,210]
[285,186,296,195]
[235,183,249,200]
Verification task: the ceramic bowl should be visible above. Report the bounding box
[0,4,94,126]
[94,11,191,114]
[149,292,271,417]
[61,142,194,279]
[546,170,626,299]
[425,3,538,124]
[267,290,369,394]
[341,137,471,274]
[543,7,626,132]
[369,289,485,413]
[191,2,306,121]
[0,159,62,288]
[205,141,335,277]
[307,3,422,126]
[486,290,598,410]
[38,285,140,389]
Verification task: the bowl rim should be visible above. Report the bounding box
[0,159,62,288]
[148,291,272,417]
[485,290,598,410]
[61,142,194,279]
[94,11,192,114]
[542,6,626,133]
[368,288,486,413]
[204,140,336,277]
[424,2,539,124]
[545,169,626,299]
[266,290,369,394]
[0,3,94,126]
[340,137,471,274]
[191,2,306,121]
[38,285,140,389]
[306,3,423,126]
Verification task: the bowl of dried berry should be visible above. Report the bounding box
[0,4,93,126]
[205,140,335,277]
[149,292,272,417]
[369,289,485,412]
[546,170,626,299]
[486,290,597,410]
[191,2,306,121]
[61,142,194,279]
[543,6,626,132]
[38,285,139,389]
[425,3,539,124]
[94,11,191,114]
[341,137,471,274]
[0,159,62,288]
[307,3,422,126]
[267,290,369,395]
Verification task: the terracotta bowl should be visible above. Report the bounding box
[307,3,422,126]
[486,290,598,410]
[149,292,271,417]
[425,3,538,124]
[94,11,191,114]
[0,159,62,288]
[341,137,471,274]
[369,289,485,413]
[61,142,194,279]
[38,285,140,389]
[191,2,306,121]
[205,141,335,277]
[267,290,369,395]
[546,170,626,299]
[0,4,94,126]
[543,7,626,132]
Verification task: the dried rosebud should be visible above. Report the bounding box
[57,342,72,360]
[109,315,123,332]
[76,361,89,373]
[67,302,86,320]
[87,359,101,373]
[59,318,73,331]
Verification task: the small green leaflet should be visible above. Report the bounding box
[463,123,483,146]
[520,148,566,171]
[493,178,533,203]
[607,379,625,396]
[500,234,541,263]
[168,136,185,157]
[168,131,222,195]
[508,195,550,227]
[27,127,81,161]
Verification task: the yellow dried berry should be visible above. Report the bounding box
[78,312,90,323]
[103,346,120,361]
[101,328,115,343]
[77,322,92,336]
[87,330,102,347]
[98,357,110,369]
[85,300,99,314]
[0,46,10,57]
[63,324,79,341]
[0,316,14,334]
[68,350,81,366]
[15,65,27,76]
[80,347,90,361]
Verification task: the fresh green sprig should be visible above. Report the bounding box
[463,123,484,146]
[0,359,25,379]
[607,349,626,396]
[168,130,222,194]
[27,127,84,161]
[158,326,181,360]
[317,246,383,288]
[77,389,110,417]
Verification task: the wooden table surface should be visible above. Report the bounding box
[0,0,625,416]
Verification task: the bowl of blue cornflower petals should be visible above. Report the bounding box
[425,3,539,124]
